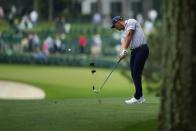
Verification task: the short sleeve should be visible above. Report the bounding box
[126,19,137,30]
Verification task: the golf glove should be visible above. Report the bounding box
[119,49,128,57]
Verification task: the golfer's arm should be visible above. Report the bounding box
[121,29,134,49]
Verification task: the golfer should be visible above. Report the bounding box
[111,16,149,104]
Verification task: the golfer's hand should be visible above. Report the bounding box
[119,49,128,61]
[119,55,126,61]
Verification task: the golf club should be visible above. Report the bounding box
[93,59,121,94]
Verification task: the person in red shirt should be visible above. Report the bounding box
[79,35,87,54]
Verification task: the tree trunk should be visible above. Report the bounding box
[97,0,102,15]
[159,0,196,131]
[122,0,130,19]
[48,0,53,21]
[33,0,39,11]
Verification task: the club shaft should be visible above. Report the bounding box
[99,60,120,91]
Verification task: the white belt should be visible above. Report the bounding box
[131,44,147,50]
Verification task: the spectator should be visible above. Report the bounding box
[42,39,49,55]
[8,5,17,31]
[54,35,62,53]
[33,33,40,48]
[28,32,34,52]
[64,22,71,34]
[30,10,38,25]
[0,32,2,51]
[79,35,87,54]
[34,47,46,60]
[143,9,158,37]
[148,9,158,22]
[144,19,154,37]
[102,15,111,29]
[0,6,4,21]
[55,16,65,34]
[112,31,121,55]
[19,13,33,30]
[60,33,66,52]
[91,34,102,57]
[21,37,28,52]
[43,36,53,54]
[136,14,144,25]
[93,13,101,27]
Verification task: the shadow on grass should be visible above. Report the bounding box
[121,119,158,131]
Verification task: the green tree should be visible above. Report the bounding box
[33,0,39,11]
[159,0,196,130]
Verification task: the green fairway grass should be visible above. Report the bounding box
[0,64,154,99]
[0,98,159,131]
[0,64,159,131]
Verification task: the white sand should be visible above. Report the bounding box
[0,80,45,100]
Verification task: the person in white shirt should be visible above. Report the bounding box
[111,16,149,104]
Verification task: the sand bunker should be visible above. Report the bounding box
[0,80,45,100]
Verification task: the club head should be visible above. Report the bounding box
[92,86,100,94]
[93,90,100,94]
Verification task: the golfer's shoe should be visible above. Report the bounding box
[138,96,145,103]
[125,96,145,104]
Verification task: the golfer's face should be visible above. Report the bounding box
[115,21,124,30]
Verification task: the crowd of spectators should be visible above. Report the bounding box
[0,5,158,59]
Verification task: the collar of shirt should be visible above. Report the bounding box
[124,20,128,30]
